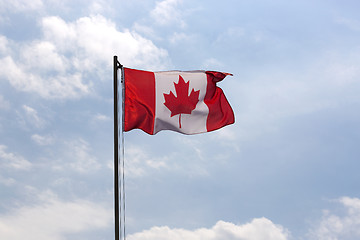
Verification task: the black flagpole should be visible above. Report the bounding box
[113,56,119,240]
[113,56,123,240]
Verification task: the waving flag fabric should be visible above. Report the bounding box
[124,67,235,135]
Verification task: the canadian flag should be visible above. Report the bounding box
[123,67,235,135]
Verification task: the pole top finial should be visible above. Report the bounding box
[114,56,123,69]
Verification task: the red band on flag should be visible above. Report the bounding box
[205,71,235,132]
[124,68,155,134]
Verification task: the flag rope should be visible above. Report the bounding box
[120,63,126,240]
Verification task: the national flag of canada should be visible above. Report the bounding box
[123,67,235,135]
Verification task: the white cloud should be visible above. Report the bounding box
[22,41,68,73]
[215,27,261,45]
[0,145,32,170]
[0,175,16,186]
[31,134,54,146]
[133,22,158,39]
[230,47,360,143]
[169,32,192,44]
[123,135,239,179]
[63,139,101,173]
[0,36,8,54]
[128,218,290,240]
[125,132,241,180]
[41,15,170,70]
[125,145,170,177]
[0,55,90,99]
[88,0,112,15]
[93,113,111,122]
[89,113,111,127]
[211,126,236,141]
[22,105,46,129]
[0,95,10,109]
[220,27,246,40]
[41,16,77,50]
[0,191,112,240]
[176,136,205,160]
[209,126,240,153]
[150,0,185,27]
[309,197,360,240]
[0,15,170,99]
[201,58,225,69]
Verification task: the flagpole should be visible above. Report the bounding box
[113,56,124,240]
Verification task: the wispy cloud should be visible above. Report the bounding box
[0,36,9,54]
[335,17,360,31]
[63,139,101,173]
[31,134,54,146]
[150,0,185,27]
[0,175,15,186]
[0,0,43,12]
[22,105,46,129]
[93,113,111,122]
[309,197,360,240]
[0,95,10,109]
[0,145,32,170]
[124,145,170,177]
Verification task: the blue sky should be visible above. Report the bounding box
[1,0,360,239]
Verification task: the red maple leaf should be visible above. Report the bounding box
[163,75,200,128]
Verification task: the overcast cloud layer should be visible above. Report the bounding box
[1,0,360,239]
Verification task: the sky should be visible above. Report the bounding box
[1,0,360,239]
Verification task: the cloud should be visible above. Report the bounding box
[150,0,185,27]
[216,27,246,42]
[0,54,89,99]
[48,138,101,173]
[128,218,290,240]
[335,17,360,32]
[62,139,101,173]
[0,95,10,109]
[21,41,68,73]
[0,0,43,12]
[0,14,170,99]
[0,145,32,170]
[0,36,8,54]
[230,46,360,143]
[123,141,225,178]
[309,197,360,240]
[31,134,54,146]
[0,191,112,240]
[175,136,205,160]
[41,15,170,70]
[88,0,113,15]
[211,126,236,141]
[93,113,111,122]
[124,145,170,177]
[0,175,15,186]
[22,105,46,129]
[201,58,225,69]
